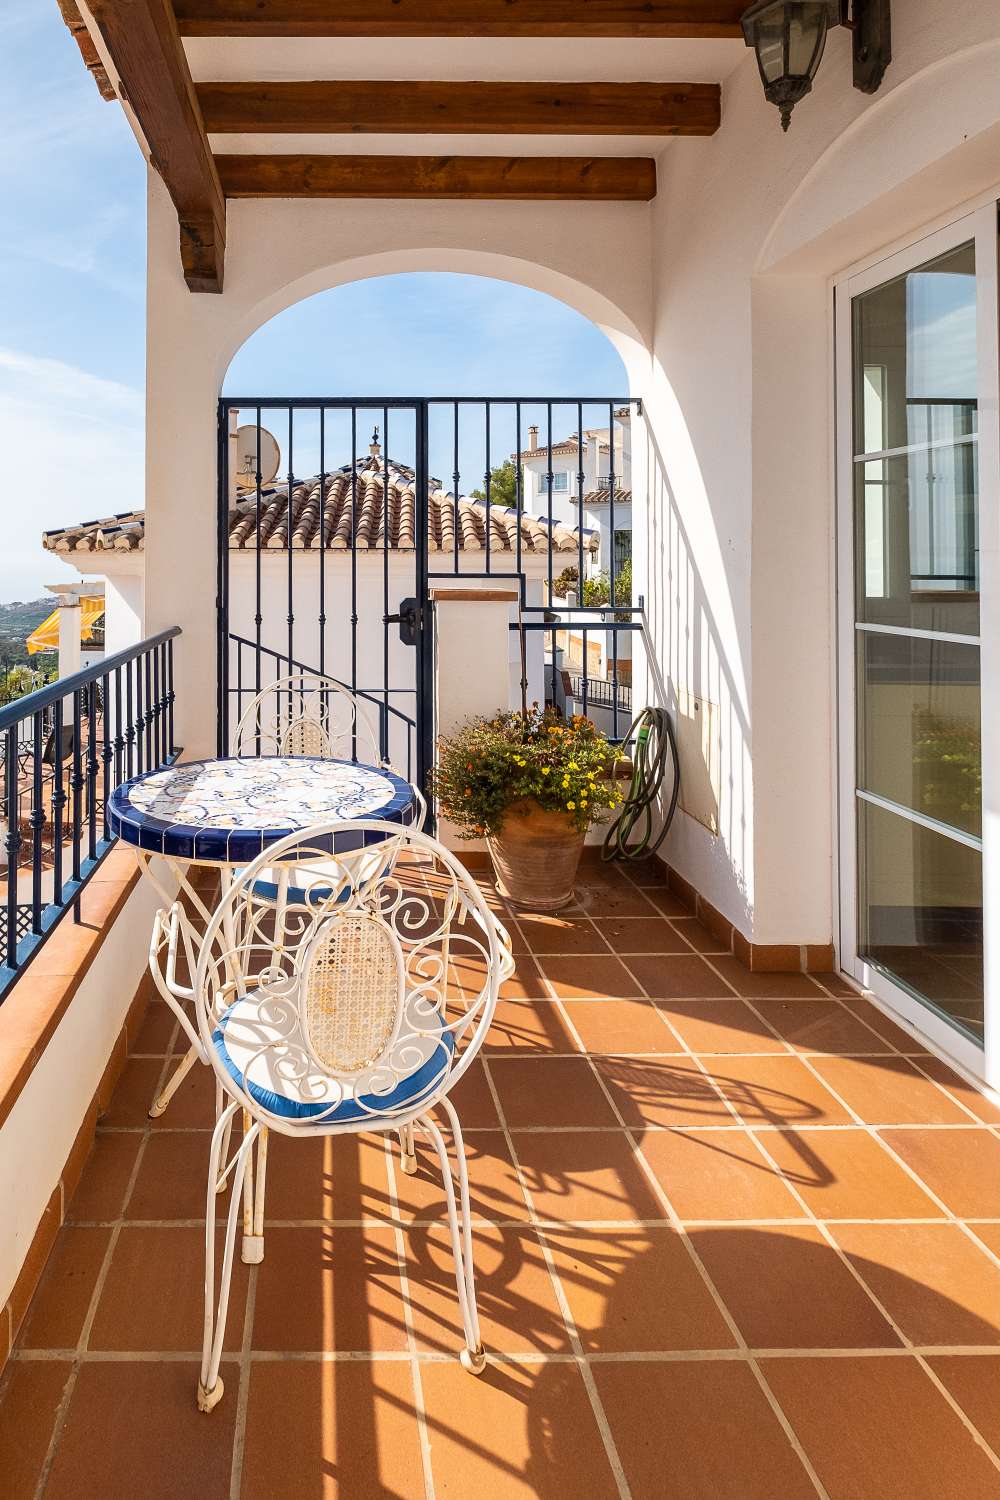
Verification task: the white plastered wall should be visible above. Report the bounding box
[642,3,1000,947]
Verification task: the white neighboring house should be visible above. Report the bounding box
[515,408,632,585]
[40,438,597,767]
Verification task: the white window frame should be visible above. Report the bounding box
[835,205,1000,1088]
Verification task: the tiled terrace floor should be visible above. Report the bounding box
[4,858,1000,1498]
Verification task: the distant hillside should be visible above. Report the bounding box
[0,598,55,666]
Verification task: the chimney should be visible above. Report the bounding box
[528,425,539,452]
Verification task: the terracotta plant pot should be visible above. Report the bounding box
[487,797,585,912]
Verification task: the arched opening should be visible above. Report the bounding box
[215,271,644,793]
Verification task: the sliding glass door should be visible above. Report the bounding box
[837,208,1000,1082]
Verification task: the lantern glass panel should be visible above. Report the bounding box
[788,12,825,74]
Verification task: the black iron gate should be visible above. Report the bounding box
[217,395,641,797]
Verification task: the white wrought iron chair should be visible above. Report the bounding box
[192,818,514,1414]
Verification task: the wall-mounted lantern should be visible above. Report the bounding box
[741,0,891,132]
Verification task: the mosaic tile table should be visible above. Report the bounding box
[108,756,417,1118]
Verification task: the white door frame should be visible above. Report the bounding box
[835,204,1000,1088]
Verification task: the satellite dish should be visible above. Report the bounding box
[234,424,280,489]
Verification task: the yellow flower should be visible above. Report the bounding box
[588,770,597,780]
[568,761,579,771]
[541,767,551,775]
[566,801,576,810]
[562,777,570,787]
[580,798,588,807]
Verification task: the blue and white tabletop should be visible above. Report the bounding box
[108,756,416,863]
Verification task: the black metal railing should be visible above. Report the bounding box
[567,673,633,714]
[0,628,180,1000]
[217,394,643,778]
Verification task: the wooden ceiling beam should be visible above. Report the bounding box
[86,0,226,291]
[216,154,657,200]
[199,80,720,137]
[174,1,745,38]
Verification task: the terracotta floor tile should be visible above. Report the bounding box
[752,998,899,1055]
[881,1129,1000,1218]
[65,1132,142,1222]
[43,1360,237,1500]
[969,1223,1000,1258]
[98,1055,169,1127]
[641,1129,802,1222]
[544,1227,736,1352]
[595,1359,816,1500]
[707,1055,853,1127]
[536,954,636,999]
[132,1000,182,1054]
[447,1060,502,1130]
[761,1129,944,1220]
[667,916,731,954]
[913,1056,1000,1124]
[690,1224,900,1349]
[514,915,609,955]
[390,1130,530,1224]
[762,1355,1000,1499]
[498,957,550,1001]
[407,1224,569,1353]
[841,995,928,1052]
[812,970,862,997]
[595,1055,732,1128]
[422,1360,619,1499]
[241,1359,422,1500]
[18,1226,111,1350]
[251,1226,408,1352]
[659,999,788,1053]
[487,1056,619,1128]
[626,953,734,1000]
[88,1225,249,1352]
[562,999,685,1054]
[0,1359,72,1499]
[592,916,692,953]
[709,957,825,998]
[644,886,695,917]
[260,1131,393,1222]
[126,1130,216,1221]
[808,1055,970,1125]
[483,999,579,1053]
[926,1355,1000,1456]
[149,1060,217,1129]
[512,1129,668,1222]
[832,1223,1000,1345]
[572,876,660,918]
[618,859,670,888]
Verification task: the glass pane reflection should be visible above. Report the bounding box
[858,800,983,1040]
[856,633,981,837]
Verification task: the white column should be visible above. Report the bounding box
[57,597,82,680]
[433,588,517,847]
[103,570,145,657]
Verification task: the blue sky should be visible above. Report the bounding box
[0,1,625,604]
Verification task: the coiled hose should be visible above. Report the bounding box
[602,706,680,863]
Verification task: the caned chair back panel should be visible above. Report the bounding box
[300,913,404,1075]
[196,821,510,1137]
[234,673,382,765]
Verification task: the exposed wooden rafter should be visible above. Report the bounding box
[86,0,227,291]
[216,154,657,200]
[174,1,745,38]
[199,81,721,137]
[55,0,116,100]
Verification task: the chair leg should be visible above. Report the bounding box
[399,1122,417,1176]
[214,1080,233,1194]
[424,1109,486,1375]
[199,1104,257,1413]
[148,1044,199,1119]
[242,1127,268,1265]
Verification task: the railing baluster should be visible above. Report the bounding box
[52,697,65,910]
[5,728,20,969]
[30,711,44,934]
[87,680,99,863]
[102,672,112,843]
[71,689,83,886]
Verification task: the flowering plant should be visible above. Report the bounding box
[429,706,624,838]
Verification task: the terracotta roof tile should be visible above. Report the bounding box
[42,457,597,558]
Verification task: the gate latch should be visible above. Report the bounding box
[385,597,421,647]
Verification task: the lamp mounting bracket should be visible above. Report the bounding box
[839,0,892,95]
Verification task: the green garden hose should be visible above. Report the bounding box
[602,706,680,863]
